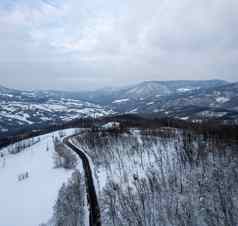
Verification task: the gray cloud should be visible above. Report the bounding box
[0,0,237,90]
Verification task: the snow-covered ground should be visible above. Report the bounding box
[112,98,129,104]
[215,96,230,103]
[0,99,115,133]
[73,129,238,226]
[146,101,154,105]
[73,130,178,194]
[0,129,80,226]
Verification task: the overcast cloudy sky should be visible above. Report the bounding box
[0,0,237,90]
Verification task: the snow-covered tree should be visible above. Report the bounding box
[53,170,85,226]
[53,138,77,169]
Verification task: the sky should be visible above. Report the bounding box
[0,0,237,91]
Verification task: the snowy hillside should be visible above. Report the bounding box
[73,128,238,226]
[0,86,114,134]
[106,81,238,122]
[72,79,238,122]
[0,129,85,226]
[77,79,228,104]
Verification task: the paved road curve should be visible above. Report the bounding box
[63,135,102,226]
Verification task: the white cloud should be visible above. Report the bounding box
[0,0,237,90]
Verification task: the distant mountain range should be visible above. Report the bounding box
[79,79,238,121]
[0,79,238,134]
[77,79,229,104]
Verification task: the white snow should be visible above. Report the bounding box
[102,122,120,129]
[215,97,230,103]
[0,99,114,129]
[0,129,78,226]
[0,112,33,124]
[0,93,13,97]
[199,111,227,117]
[180,116,189,120]
[112,98,129,103]
[177,88,192,92]
[74,130,180,196]
[129,108,138,113]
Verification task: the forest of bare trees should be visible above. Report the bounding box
[40,170,86,226]
[53,170,85,226]
[53,137,78,169]
[8,137,41,154]
[74,127,238,226]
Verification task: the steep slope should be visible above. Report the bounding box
[74,129,238,226]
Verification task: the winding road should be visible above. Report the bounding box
[63,135,102,226]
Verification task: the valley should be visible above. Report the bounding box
[1,79,238,136]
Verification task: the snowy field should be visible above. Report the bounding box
[0,129,79,226]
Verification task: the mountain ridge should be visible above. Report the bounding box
[0,79,238,135]
[74,79,229,104]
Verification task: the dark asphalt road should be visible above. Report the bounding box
[64,135,102,226]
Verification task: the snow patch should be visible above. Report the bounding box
[112,98,129,104]
[102,122,120,129]
[146,102,154,105]
[215,97,230,103]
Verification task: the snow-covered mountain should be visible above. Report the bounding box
[76,79,238,121]
[119,80,228,99]
[106,81,238,121]
[0,87,113,134]
[77,79,228,104]
[1,79,238,135]
[78,79,238,121]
